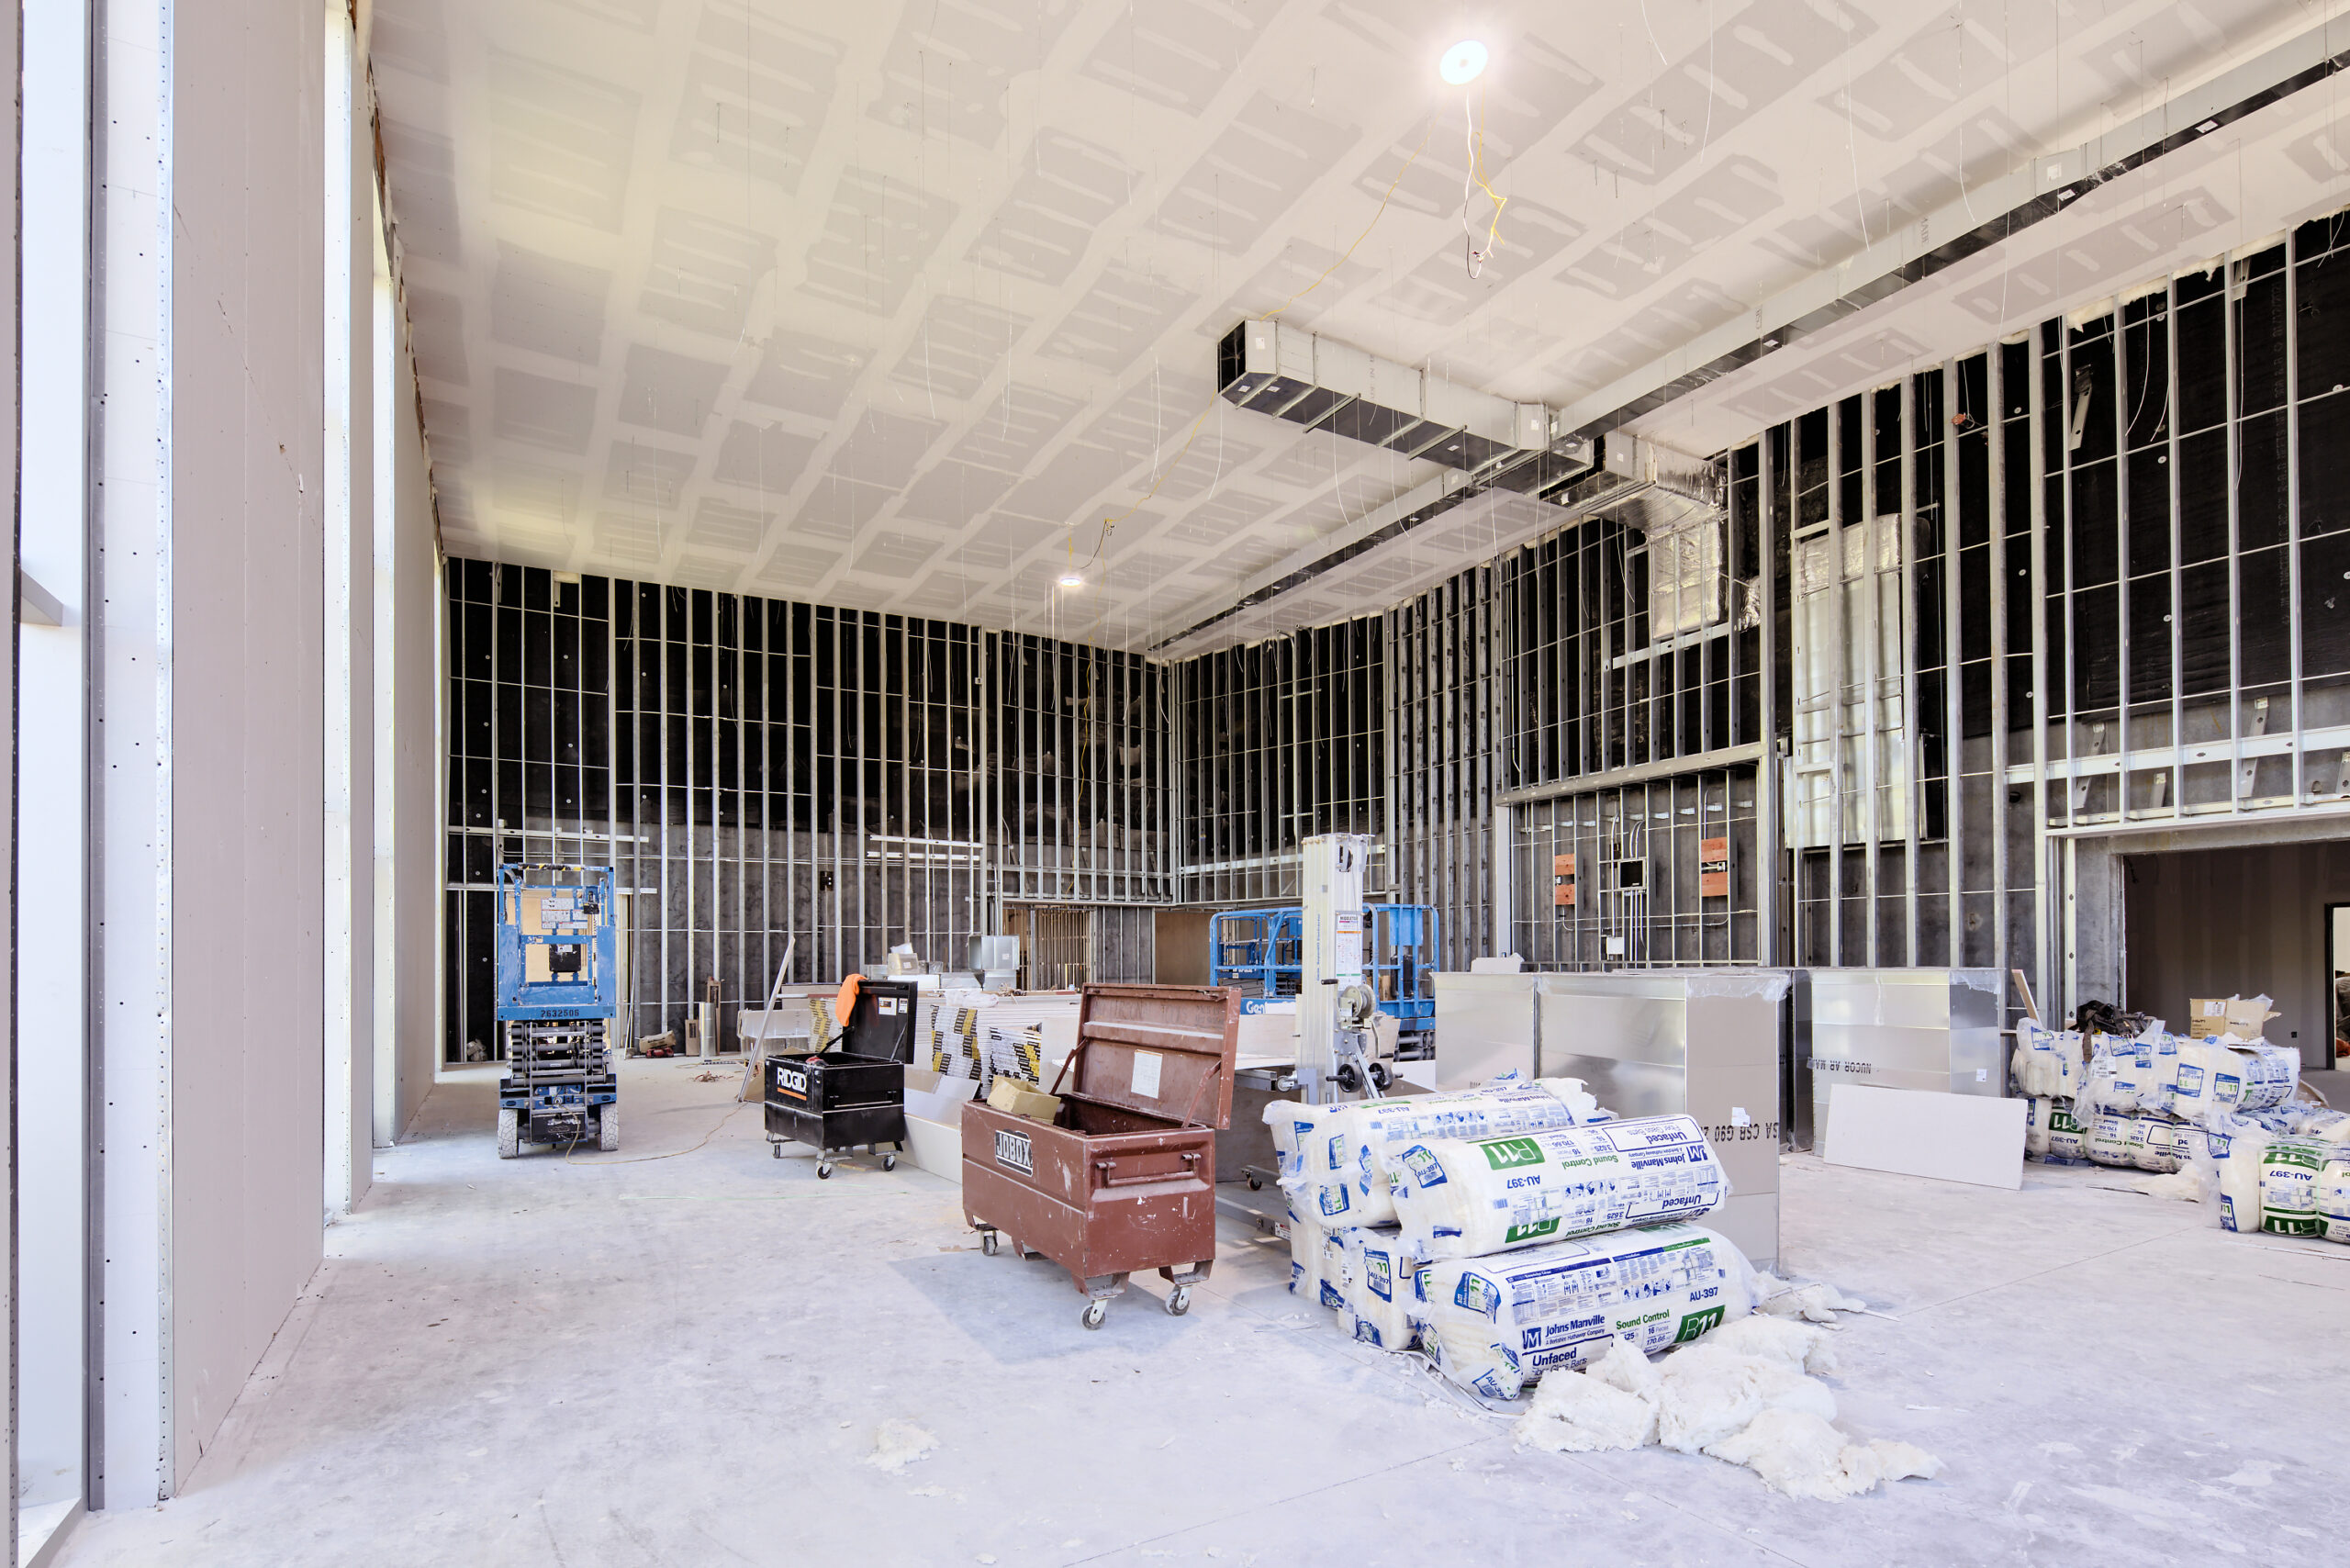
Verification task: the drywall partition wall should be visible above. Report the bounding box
[20,0,89,1528]
[380,245,441,1140]
[162,0,330,1494]
[324,3,375,1215]
[1154,910,1213,985]
[2,0,22,1545]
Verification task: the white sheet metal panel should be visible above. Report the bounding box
[1826,1083,2026,1191]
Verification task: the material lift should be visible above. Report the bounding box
[494,863,621,1157]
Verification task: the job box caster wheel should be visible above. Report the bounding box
[882,1153,898,1171]
[817,1162,834,1180]
[1081,1300,1108,1330]
[497,1109,520,1159]
[770,1142,782,1159]
[1166,1286,1192,1316]
[980,1232,999,1256]
[1246,1174,1262,1191]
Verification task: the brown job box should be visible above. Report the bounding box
[960,983,1240,1328]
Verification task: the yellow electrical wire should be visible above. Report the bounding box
[1262,118,1438,324]
[1463,82,1507,276]
[1071,118,1441,571]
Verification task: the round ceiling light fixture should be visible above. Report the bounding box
[1438,39,1488,85]
[1058,570,1086,589]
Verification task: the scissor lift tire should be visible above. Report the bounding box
[497,1109,520,1159]
[599,1105,620,1151]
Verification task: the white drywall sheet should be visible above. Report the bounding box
[1825,1084,2026,1191]
[166,0,332,1494]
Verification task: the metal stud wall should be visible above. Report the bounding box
[1385,567,1503,971]
[448,214,2350,1049]
[1174,619,1385,907]
[444,561,1168,1061]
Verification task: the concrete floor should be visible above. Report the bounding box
[53,1060,2350,1567]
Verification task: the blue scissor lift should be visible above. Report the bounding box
[1209,902,1438,1058]
[495,863,621,1157]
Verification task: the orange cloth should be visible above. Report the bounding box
[833,973,863,1036]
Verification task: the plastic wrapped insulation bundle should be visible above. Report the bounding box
[1327,1079,1601,1226]
[1336,1226,1417,1350]
[2076,1033,2165,1115]
[1287,1079,1600,1226]
[2011,1023,2085,1099]
[1408,1221,1759,1400]
[1389,1114,1729,1261]
[2024,1096,2091,1164]
[1260,1100,1339,1187]
[2199,1124,2350,1241]
[1282,1204,1342,1303]
[2164,1038,2302,1124]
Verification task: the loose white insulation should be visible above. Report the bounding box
[1512,1282,1944,1501]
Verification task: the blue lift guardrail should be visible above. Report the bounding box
[1208,903,1436,1040]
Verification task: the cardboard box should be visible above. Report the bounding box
[2188,994,2277,1040]
[985,1076,1062,1125]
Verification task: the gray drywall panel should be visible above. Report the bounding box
[332,9,375,1213]
[391,302,440,1137]
[165,0,329,1493]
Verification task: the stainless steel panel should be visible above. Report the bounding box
[1432,972,1539,1090]
[1807,968,2005,1148]
[1711,1194,1780,1273]
[1533,969,1791,1270]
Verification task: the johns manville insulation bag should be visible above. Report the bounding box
[1282,1080,1598,1226]
[1409,1220,1759,1401]
[1335,1081,1600,1226]
[1389,1114,1730,1260]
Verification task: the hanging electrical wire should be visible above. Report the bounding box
[1461,84,1507,278]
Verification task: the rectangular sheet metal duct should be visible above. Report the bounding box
[1215,319,1558,470]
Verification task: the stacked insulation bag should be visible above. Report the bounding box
[2074,1030,2197,1173]
[1263,1078,1602,1345]
[2072,1027,2307,1176]
[1262,1082,1761,1400]
[2199,1110,2350,1241]
[2062,1018,2350,1246]
[2173,1048,2350,1242]
[2012,1022,2089,1165]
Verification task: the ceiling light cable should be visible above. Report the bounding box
[1462,84,1507,279]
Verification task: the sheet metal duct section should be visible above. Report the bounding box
[1215,319,1560,471]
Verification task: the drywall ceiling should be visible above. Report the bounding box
[1623,43,2350,457]
[370,0,2322,653]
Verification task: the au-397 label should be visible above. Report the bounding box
[994,1127,1034,1175]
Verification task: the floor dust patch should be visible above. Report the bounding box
[867,1420,937,1473]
